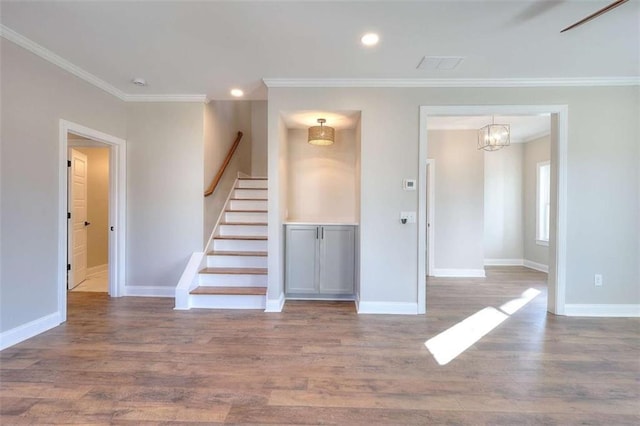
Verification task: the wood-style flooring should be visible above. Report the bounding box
[1,266,638,424]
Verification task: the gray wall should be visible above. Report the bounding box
[523,136,551,265]
[0,39,127,332]
[267,86,639,307]
[251,101,268,177]
[428,130,485,272]
[203,100,252,244]
[483,143,524,262]
[126,102,204,288]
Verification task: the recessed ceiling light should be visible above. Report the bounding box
[230,88,244,97]
[361,33,379,46]
[131,78,147,87]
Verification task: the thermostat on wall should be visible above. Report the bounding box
[403,179,416,190]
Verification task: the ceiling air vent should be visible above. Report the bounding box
[417,56,464,70]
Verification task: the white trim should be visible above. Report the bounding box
[564,304,640,317]
[484,259,524,266]
[536,239,549,247]
[124,286,175,298]
[432,269,487,278]
[0,25,206,103]
[174,252,205,310]
[419,104,568,316]
[59,120,127,323]
[264,77,640,88]
[523,260,549,273]
[0,312,61,351]
[265,292,286,312]
[357,301,418,315]
[86,264,108,276]
[124,94,207,103]
[418,158,435,314]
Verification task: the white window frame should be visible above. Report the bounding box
[536,161,551,246]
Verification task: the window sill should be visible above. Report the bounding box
[536,239,549,247]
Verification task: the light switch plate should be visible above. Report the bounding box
[403,179,416,190]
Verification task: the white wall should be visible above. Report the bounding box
[428,130,485,274]
[523,136,550,266]
[203,100,252,243]
[126,102,204,288]
[484,143,524,262]
[267,86,639,309]
[0,39,126,333]
[75,147,110,268]
[286,128,358,223]
[251,101,268,177]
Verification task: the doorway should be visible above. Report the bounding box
[58,120,126,322]
[418,105,568,316]
[68,143,110,292]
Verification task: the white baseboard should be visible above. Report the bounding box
[432,268,486,278]
[357,301,418,315]
[124,286,175,298]
[484,258,524,266]
[523,260,549,273]
[0,312,61,350]
[265,292,285,312]
[86,263,108,276]
[564,304,640,317]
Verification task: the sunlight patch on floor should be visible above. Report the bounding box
[425,288,541,365]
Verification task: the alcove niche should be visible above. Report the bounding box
[280,110,362,225]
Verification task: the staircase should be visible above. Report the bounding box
[189,177,268,309]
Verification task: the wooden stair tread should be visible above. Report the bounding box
[231,198,267,201]
[220,222,268,226]
[200,267,267,275]
[190,286,267,295]
[214,235,267,240]
[225,209,267,213]
[238,177,267,180]
[208,250,267,257]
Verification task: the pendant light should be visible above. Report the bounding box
[478,117,510,151]
[308,118,335,146]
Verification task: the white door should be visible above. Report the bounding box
[69,149,88,288]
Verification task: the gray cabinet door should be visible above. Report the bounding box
[285,225,318,294]
[319,225,355,294]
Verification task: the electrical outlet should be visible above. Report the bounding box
[594,274,603,287]
[400,211,416,224]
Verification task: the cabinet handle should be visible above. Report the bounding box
[316,227,319,239]
[321,227,324,239]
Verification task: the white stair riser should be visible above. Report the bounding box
[225,211,268,223]
[189,294,266,309]
[237,179,268,189]
[218,224,267,236]
[213,239,268,252]
[229,199,267,211]
[199,273,267,286]
[207,255,268,268]
[234,189,267,199]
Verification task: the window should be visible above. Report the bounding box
[536,161,550,245]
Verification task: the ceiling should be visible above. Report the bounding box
[283,111,361,130]
[428,115,550,142]
[1,1,638,100]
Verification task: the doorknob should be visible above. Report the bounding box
[84,221,91,226]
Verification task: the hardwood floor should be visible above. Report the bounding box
[1,267,638,424]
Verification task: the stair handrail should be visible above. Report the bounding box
[204,131,243,197]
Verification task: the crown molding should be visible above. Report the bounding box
[263,77,640,88]
[124,94,208,103]
[1,25,207,103]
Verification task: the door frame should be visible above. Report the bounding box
[417,105,568,315]
[425,159,435,277]
[58,120,126,322]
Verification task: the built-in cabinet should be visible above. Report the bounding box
[285,224,356,299]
